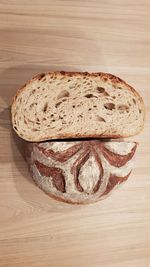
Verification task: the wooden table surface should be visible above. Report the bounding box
[0,1,150,266]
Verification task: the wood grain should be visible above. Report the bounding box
[0,1,150,266]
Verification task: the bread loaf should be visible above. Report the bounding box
[11,72,145,142]
[26,140,137,204]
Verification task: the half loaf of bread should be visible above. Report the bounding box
[11,72,145,141]
[26,140,137,204]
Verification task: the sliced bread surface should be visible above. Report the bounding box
[11,72,145,141]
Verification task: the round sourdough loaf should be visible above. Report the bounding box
[26,140,137,204]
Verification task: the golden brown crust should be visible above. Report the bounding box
[11,71,145,141]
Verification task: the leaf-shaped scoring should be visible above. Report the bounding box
[102,172,131,196]
[71,149,90,192]
[90,145,104,193]
[36,143,82,163]
[35,160,66,193]
[101,143,137,167]
[71,144,104,194]
[33,141,137,198]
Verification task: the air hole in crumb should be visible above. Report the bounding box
[104,103,115,110]
[59,116,63,119]
[32,89,36,94]
[118,105,129,111]
[50,114,54,117]
[61,98,67,103]
[32,128,38,131]
[96,87,109,96]
[14,126,18,130]
[97,87,105,93]
[133,98,136,104]
[139,109,142,113]
[57,90,70,99]
[72,105,75,108]
[52,119,55,122]
[97,116,106,122]
[84,94,97,98]
[43,102,48,112]
[30,103,35,108]
[93,105,97,108]
[55,101,62,108]
[88,108,92,111]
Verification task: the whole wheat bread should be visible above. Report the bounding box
[11,72,145,142]
[26,140,137,204]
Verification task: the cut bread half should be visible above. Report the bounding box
[11,71,145,142]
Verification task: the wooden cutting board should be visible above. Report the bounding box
[0,1,150,266]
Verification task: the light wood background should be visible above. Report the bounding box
[0,1,150,266]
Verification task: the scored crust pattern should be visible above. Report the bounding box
[26,140,137,204]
